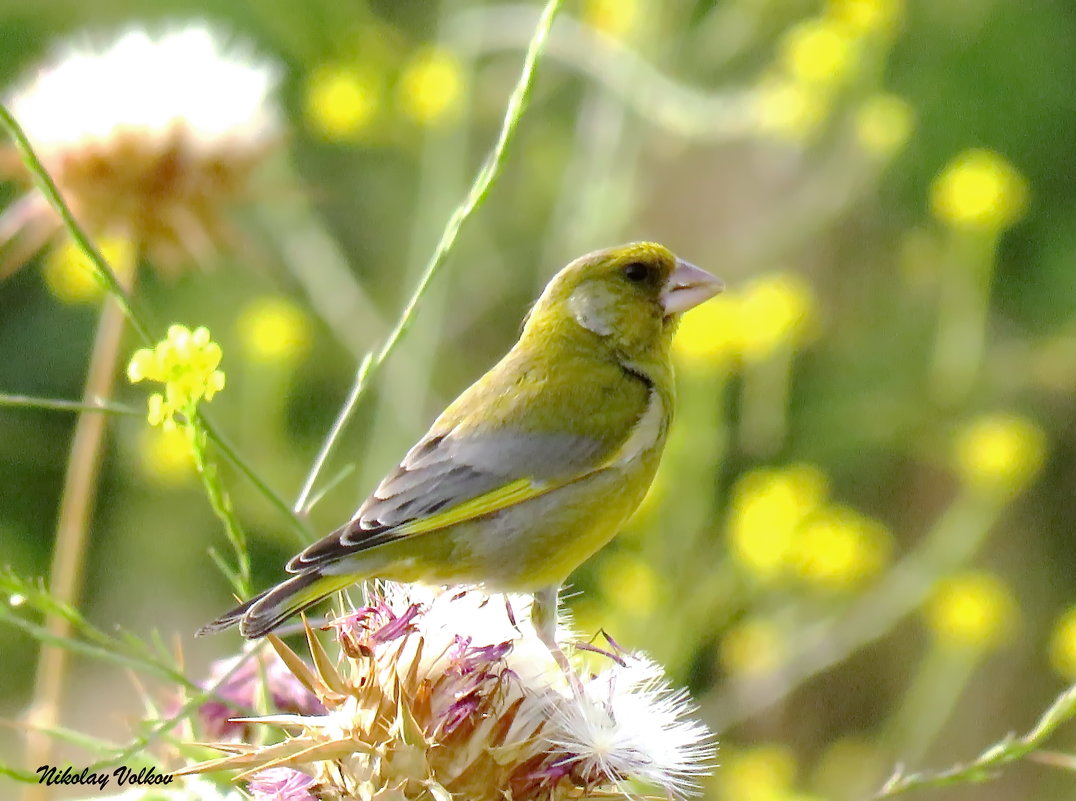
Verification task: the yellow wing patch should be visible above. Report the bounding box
[394,477,546,536]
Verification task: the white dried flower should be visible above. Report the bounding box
[177,584,714,801]
[1,22,281,274]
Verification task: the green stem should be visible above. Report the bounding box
[878,682,1076,797]
[190,413,250,596]
[199,415,312,544]
[293,0,565,512]
[0,104,152,344]
[0,393,140,416]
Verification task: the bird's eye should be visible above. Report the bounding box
[623,262,650,282]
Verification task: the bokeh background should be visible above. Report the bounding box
[1,0,1074,799]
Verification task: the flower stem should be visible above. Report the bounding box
[0,104,151,344]
[191,412,251,597]
[24,263,136,801]
[293,0,564,512]
[0,393,139,416]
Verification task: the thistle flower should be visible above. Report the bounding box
[198,648,325,740]
[178,584,713,800]
[1,24,280,275]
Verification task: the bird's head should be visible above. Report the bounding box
[523,242,724,362]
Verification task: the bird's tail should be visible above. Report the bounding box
[197,571,360,639]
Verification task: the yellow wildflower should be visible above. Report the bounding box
[755,77,829,141]
[737,273,817,362]
[673,294,742,368]
[304,64,380,140]
[779,17,859,87]
[792,506,892,590]
[930,149,1030,232]
[719,618,785,676]
[583,0,639,39]
[953,413,1047,496]
[728,465,829,580]
[597,551,658,614]
[827,0,903,37]
[1049,607,1076,680]
[138,426,194,485]
[854,94,915,157]
[127,324,225,429]
[924,572,1017,650]
[43,235,135,304]
[397,48,464,126]
[237,296,311,365]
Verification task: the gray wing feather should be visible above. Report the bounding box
[286,427,603,570]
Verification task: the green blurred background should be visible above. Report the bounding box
[1,0,1074,798]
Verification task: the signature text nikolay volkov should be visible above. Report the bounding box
[36,764,174,790]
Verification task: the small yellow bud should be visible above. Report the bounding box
[397,49,464,126]
[597,551,659,614]
[930,149,1030,232]
[756,77,830,141]
[43,236,135,304]
[827,0,903,36]
[583,0,640,39]
[854,94,915,157]
[792,506,892,590]
[717,745,799,800]
[924,572,1017,650]
[305,65,380,140]
[780,18,859,86]
[673,295,742,368]
[719,618,785,676]
[953,413,1047,496]
[237,297,311,365]
[138,426,194,485]
[737,273,817,362]
[728,464,829,580]
[1049,607,1076,680]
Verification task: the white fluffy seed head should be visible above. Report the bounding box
[7,23,279,154]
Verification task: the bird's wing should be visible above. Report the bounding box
[285,427,607,571]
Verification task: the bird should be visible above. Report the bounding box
[200,242,723,651]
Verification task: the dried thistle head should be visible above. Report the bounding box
[178,584,713,801]
[0,24,280,276]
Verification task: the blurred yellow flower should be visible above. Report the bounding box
[854,94,915,157]
[925,572,1017,650]
[673,294,741,367]
[304,64,380,140]
[780,17,859,86]
[737,273,817,362]
[236,296,311,366]
[138,426,194,485]
[728,465,829,580]
[827,0,903,36]
[792,506,892,590]
[43,236,136,304]
[597,551,658,614]
[1049,607,1076,680]
[127,324,225,429]
[756,77,829,141]
[398,48,464,126]
[717,744,800,801]
[953,413,1047,496]
[583,0,639,39]
[719,618,785,676]
[930,149,1030,232]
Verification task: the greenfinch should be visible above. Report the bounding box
[201,242,722,642]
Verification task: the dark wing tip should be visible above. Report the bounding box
[196,588,269,637]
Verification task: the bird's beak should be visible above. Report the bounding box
[661,259,724,315]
